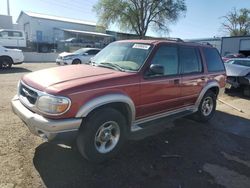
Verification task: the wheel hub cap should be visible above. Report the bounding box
[202,97,213,116]
[95,121,120,153]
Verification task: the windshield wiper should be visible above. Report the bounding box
[98,62,125,72]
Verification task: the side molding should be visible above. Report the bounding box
[75,94,136,122]
[194,81,220,109]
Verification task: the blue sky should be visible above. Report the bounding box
[0,0,249,39]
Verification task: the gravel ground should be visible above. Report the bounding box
[0,63,250,188]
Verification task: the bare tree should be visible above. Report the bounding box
[93,0,186,38]
[221,8,250,36]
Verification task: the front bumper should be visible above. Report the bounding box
[11,95,82,141]
[226,76,250,88]
[56,59,72,65]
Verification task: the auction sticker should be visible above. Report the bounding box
[132,44,150,50]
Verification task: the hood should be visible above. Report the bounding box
[21,64,130,93]
[225,63,250,77]
[59,52,75,57]
[7,48,22,52]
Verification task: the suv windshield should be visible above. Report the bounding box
[91,42,152,71]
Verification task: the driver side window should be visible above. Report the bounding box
[151,45,178,76]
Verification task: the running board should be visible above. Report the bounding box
[131,107,196,132]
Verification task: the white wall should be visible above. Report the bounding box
[18,13,97,43]
[23,52,59,62]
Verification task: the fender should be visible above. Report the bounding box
[194,81,220,110]
[75,94,136,122]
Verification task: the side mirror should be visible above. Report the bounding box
[149,64,164,75]
[82,53,88,56]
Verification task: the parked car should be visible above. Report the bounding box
[56,48,100,65]
[0,29,26,48]
[12,40,226,162]
[222,53,245,62]
[224,58,250,96]
[0,45,24,68]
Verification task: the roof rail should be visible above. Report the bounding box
[153,37,184,42]
[164,37,184,42]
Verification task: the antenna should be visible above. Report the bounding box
[7,0,10,16]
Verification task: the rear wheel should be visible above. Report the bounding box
[193,90,216,122]
[0,57,12,69]
[77,108,127,163]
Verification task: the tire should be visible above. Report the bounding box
[243,86,250,97]
[193,90,216,122]
[72,59,81,64]
[77,108,127,163]
[0,57,12,69]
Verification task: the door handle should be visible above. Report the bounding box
[200,77,206,81]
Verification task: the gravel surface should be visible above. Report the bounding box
[0,63,250,188]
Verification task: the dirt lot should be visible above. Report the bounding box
[0,63,250,188]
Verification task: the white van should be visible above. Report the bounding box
[0,29,26,48]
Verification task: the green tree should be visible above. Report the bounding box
[221,8,250,36]
[93,0,186,38]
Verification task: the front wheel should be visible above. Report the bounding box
[193,90,216,122]
[72,59,81,64]
[77,108,127,162]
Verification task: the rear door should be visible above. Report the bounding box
[179,46,206,106]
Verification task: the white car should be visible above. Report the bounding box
[0,45,24,68]
[0,29,26,48]
[56,48,100,65]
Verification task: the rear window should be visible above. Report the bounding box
[203,48,225,72]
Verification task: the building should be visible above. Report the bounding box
[16,11,113,51]
[0,14,13,29]
[221,36,250,57]
[186,38,222,53]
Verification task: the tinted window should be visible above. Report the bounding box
[0,31,9,37]
[151,46,178,76]
[87,50,100,55]
[203,48,225,72]
[12,31,22,37]
[180,47,202,74]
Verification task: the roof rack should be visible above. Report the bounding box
[153,37,184,42]
[163,37,184,42]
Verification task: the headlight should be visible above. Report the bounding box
[36,95,71,115]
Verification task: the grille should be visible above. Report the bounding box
[19,82,38,105]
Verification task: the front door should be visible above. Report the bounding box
[138,44,182,119]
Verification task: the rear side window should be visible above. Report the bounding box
[203,48,225,72]
[180,47,202,74]
[87,50,100,55]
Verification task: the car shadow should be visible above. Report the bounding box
[0,67,32,74]
[33,112,250,188]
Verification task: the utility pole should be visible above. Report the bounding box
[7,0,10,16]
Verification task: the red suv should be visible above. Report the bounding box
[12,40,226,162]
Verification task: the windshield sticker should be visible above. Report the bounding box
[132,44,150,50]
